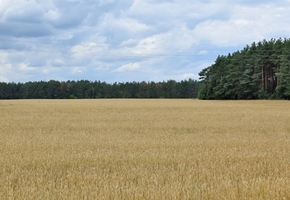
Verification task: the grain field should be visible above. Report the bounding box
[0,99,290,199]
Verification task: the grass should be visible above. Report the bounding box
[0,99,290,199]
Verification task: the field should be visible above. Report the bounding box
[0,99,290,199]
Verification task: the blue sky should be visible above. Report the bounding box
[1,0,290,83]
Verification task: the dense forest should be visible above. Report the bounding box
[2,38,290,100]
[0,79,200,99]
[198,38,290,100]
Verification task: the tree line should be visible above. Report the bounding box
[198,38,290,99]
[2,38,290,100]
[0,79,200,99]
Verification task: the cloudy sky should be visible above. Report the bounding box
[1,0,290,83]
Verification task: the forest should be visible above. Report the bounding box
[198,38,290,99]
[0,79,200,99]
[1,38,290,100]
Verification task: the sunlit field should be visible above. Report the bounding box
[1,99,290,199]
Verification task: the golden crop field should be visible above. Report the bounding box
[0,99,290,199]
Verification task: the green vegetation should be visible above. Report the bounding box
[198,38,290,100]
[0,79,200,99]
[2,38,290,100]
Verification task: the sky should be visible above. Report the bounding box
[1,0,290,83]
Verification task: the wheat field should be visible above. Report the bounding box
[0,99,290,199]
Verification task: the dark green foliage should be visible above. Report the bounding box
[0,79,200,99]
[198,38,290,100]
[0,82,20,99]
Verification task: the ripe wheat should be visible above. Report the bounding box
[0,99,289,199]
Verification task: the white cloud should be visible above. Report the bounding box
[71,66,85,74]
[193,4,290,47]
[44,9,61,21]
[97,12,152,44]
[0,61,11,82]
[182,73,197,79]
[130,24,198,57]
[113,63,140,72]
[198,50,208,55]
[98,0,114,6]
[19,63,32,71]
[2,1,44,23]
[71,42,99,54]
[71,37,108,60]
[1,0,290,83]
[42,66,59,74]
[0,75,9,82]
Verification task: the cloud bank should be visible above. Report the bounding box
[1,0,290,82]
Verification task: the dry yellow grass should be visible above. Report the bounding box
[0,99,290,199]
